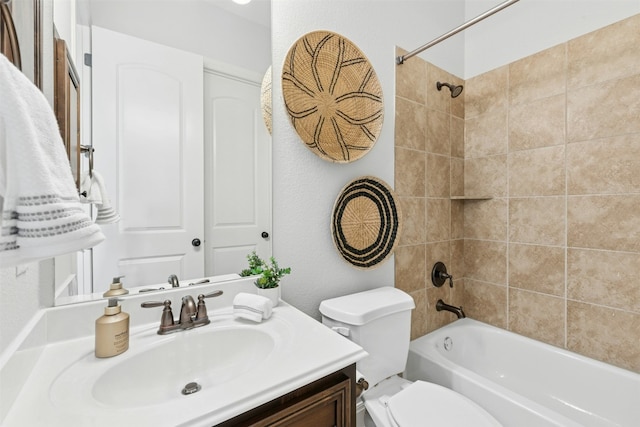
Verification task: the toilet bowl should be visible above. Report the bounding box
[320,287,501,427]
[362,376,501,427]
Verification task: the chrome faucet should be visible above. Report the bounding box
[436,299,466,319]
[141,290,223,335]
[168,274,180,288]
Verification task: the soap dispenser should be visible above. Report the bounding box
[103,275,129,297]
[95,298,130,358]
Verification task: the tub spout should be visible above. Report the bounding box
[436,299,466,319]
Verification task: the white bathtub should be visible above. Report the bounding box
[404,318,640,427]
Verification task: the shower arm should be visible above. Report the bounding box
[396,0,521,65]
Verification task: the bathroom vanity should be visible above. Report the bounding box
[218,365,355,426]
[0,277,366,426]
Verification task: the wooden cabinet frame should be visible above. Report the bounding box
[0,0,42,88]
[0,2,21,68]
[217,364,357,427]
[54,37,81,189]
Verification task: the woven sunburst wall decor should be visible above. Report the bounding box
[331,176,401,269]
[260,66,272,135]
[282,30,384,163]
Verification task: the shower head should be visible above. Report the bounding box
[436,82,464,98]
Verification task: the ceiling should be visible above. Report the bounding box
[205,0,271,29]
[76,0,271,30]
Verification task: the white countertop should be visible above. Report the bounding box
[1,279,366,426]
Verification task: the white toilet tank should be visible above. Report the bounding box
[319,287,415,388]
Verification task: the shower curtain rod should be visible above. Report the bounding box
[396,0,521,65]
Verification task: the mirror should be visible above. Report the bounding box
[2,0,43,89]
[0,2,22,69]
[55,0,272,305]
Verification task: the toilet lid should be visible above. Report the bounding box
[386,381,502,427]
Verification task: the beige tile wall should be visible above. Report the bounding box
[395,14,640,372]
[463,14,640,372]
[395,48,465,339]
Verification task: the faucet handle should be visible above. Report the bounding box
[201,290,224,299]
[431,262,454,288]
[140,300,165,308]
[195,290,224,321]
[356,377,369,397]
[444,272,453,288]
[141,300,175,333]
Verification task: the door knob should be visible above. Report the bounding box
[261,232,269,239]
[191,238,201,247]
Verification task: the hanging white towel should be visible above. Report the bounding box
[0,54,105,267]
[79,169,120,224]
[80,170,102,204]
[93,170,120,224]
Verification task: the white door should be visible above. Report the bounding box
[204,69,272,276]
[91,26,204,290]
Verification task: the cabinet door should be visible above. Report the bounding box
[252,378,351,427]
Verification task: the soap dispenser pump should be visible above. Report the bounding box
[103,275,129,297]
[95,298,130,358]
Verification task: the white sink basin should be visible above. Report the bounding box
[94,327,273,407]
[49,315,286,409]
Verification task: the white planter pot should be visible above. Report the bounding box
[256,286,280,307]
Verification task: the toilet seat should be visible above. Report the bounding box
[384,381,502,427]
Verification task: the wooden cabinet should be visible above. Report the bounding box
[217,364,356,427]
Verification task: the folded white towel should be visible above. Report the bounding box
[0,54,105,267]
[233,292,273,322]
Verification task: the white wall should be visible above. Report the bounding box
[391,0,467,77]
[271,0,465,318]
[464,0,640,78]
[53,0,76,55]
[80,0,271,75]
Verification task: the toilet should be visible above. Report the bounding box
[320,287,501,427]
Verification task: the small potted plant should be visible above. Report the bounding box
[240,251,291,305]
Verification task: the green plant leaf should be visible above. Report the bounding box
[240,250,291,289]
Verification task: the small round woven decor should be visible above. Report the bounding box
[331,176,401,269]
[282,30,384,163]
[260,65,272,135]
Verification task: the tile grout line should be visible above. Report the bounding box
[563,41,569,351]
[505,66,511,331]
